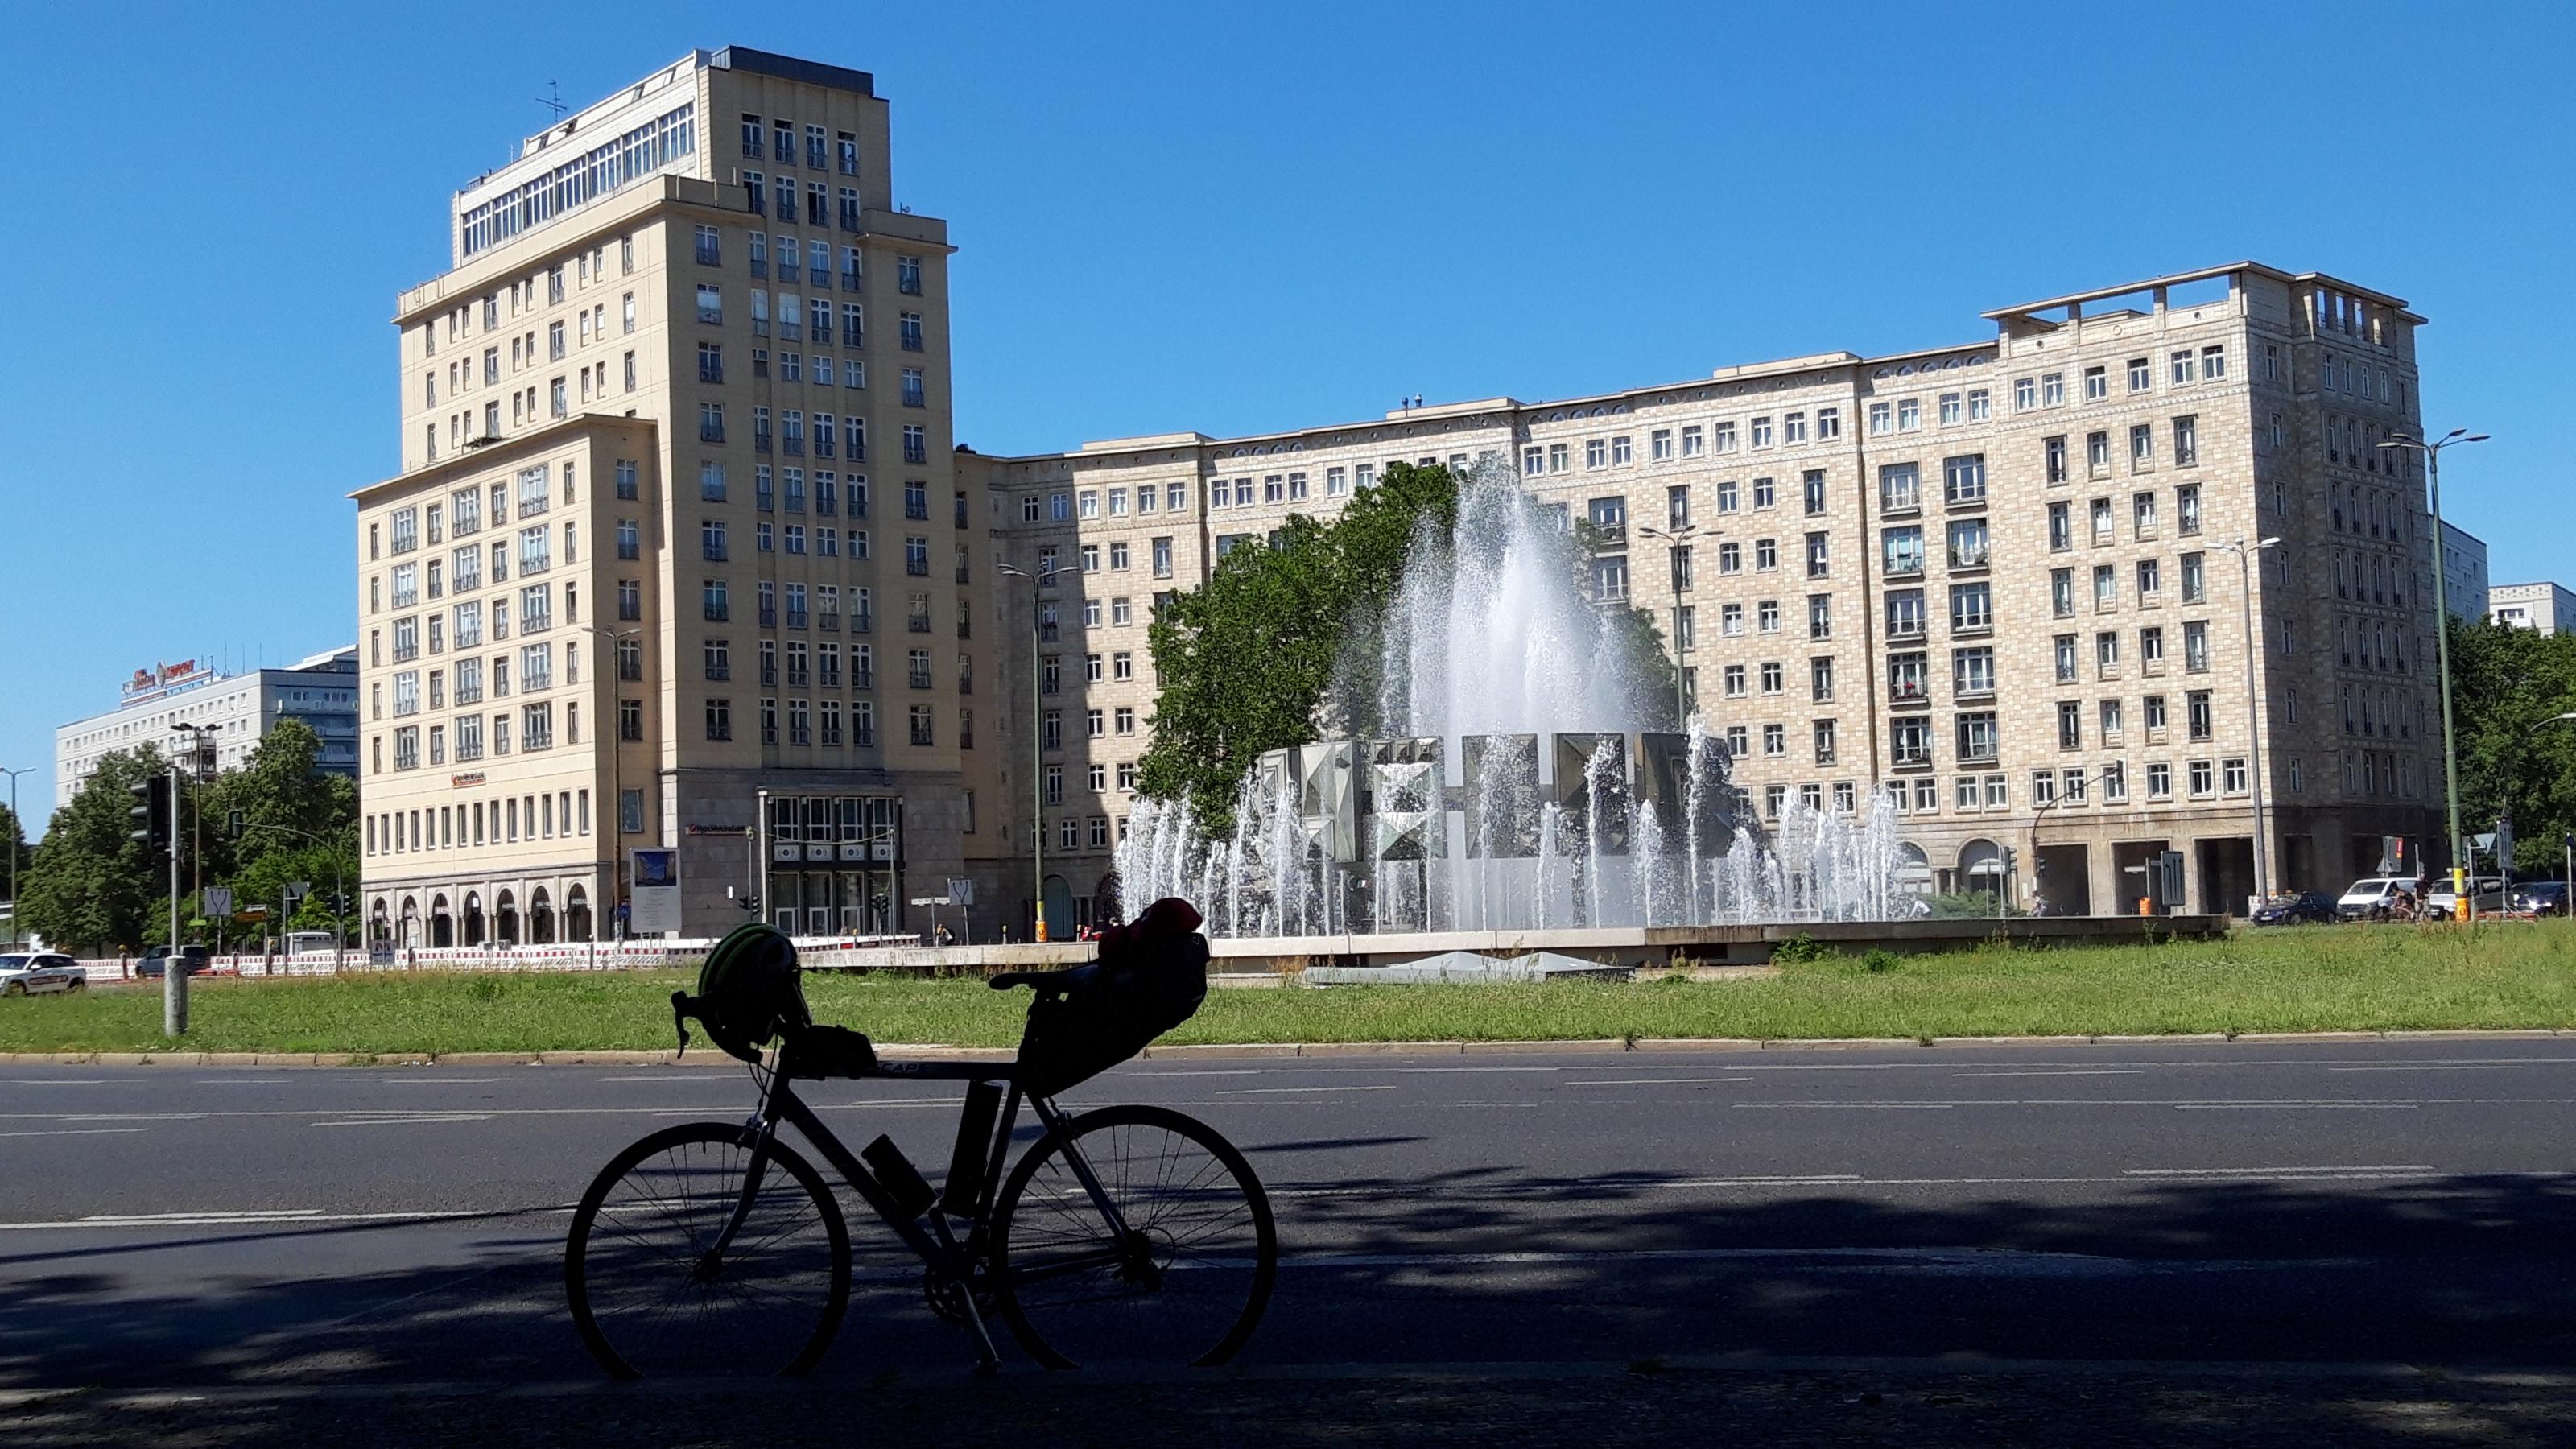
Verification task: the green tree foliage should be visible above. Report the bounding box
[19,747,170,953]
[1138,462,1682,829]
[2445,617,2576,875]
[17,720,358,954]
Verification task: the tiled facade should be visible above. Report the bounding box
[355,49,1001,946]
[971,263,2447,922]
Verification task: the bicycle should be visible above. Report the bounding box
[564,959,1277,1378]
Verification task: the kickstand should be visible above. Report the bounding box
[962,1305,1004,1378]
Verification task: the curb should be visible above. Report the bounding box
[0,1026,2565,1068]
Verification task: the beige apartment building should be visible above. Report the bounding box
[356,48,1005,946]
[973,262,2446,923]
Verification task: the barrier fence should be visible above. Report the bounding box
[72,934,927,982]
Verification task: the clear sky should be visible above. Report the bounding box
[2,1,2570,832]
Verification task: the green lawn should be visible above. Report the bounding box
[5,923,2574,1056]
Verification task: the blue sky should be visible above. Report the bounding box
[2,1,2570,832]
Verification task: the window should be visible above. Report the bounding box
[1880,464,1921,513]
[2189,759,2216,797]
[1752,476,1777,509]
[1754,537,1778,571]
[1810,658,1834,702]
[1807,593,1832,640]
[1802,470,1827,516]
[2084,365,2107,401]
[1885,589,1926,640]
[1953,646,1995,696]
[1889,652,1928,702]
[2087,431,2110,476]
[2176,483,2202,535]
[2187,689,2214,740]
[1946,518,1989,569]
[2127,357,2151,393]
[2095,564,2118,612]
[2014,376,2037,412]
[2048,502,2072,551]
[2095,630,2122,678]
[1804,532,1829,578]
[2223,757,2248,795]
[1881,525,1925,576]
[2137,558,2162,604]
[2184,620,2211,673]
[2181,551,2207,603]
[704,698,732,741]
[2091,497,2116,546]
[2054,634,2079,683]
[1949,582,1992,632]
[2046,435,2068,485]
[1715,479,1738,513]
[2174,415,2198,466]
[2130,423,2154,469]
[1956,711,1999,762]
[1762,724,1786,757]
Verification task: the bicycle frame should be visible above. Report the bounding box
[702,1055,1144,1373]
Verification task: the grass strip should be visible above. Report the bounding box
[2,923,2572,1056]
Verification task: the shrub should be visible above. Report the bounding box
[1770,934,1831,964]
[1861,948,1901,975]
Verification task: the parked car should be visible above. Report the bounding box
[0,953,86,997]
[2334,877,2413,921]
[134,945,212,979]
[2424,877,2509,917]
[2249,890,2339,926]
[2512,881,2568,917]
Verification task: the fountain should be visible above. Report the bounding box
[1113,464,1918,938]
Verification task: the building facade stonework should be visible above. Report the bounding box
[969,263,2446,922]
[356,48,1001,946]
[349,50,2446,934]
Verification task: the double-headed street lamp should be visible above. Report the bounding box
[0,766,31,947]
[995,563,1049,941]
[2211,537,2282,906]
[2377,428,2487,901]
[1635,522,1709,727]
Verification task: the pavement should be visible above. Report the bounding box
[4,1035,2574,1444]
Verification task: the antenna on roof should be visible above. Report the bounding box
[538,80,567,120]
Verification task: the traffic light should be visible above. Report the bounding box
[127,775,171,853]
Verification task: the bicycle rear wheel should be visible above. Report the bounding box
[991,1104,1276,1368]
[565,1122,850,1379]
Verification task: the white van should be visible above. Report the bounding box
[283,931,340,956]
[2334,877,2410,921]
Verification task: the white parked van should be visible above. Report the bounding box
[2334,877,2411,921]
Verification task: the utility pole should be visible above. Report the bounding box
[2215,539,2280,909]
[1,766,30,947]
[2379,429,2487,917]
[166,760,185,1036]
[998,564,1048,941]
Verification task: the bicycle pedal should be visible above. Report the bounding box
[863,1134,939,1220]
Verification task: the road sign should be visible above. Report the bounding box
[946,877,976,906]
[203,886,233,915]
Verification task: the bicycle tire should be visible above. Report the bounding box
[565,1121,850,1379]
[990,1104,1277,1368]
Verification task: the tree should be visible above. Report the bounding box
[19,748,169,952]
[1141,463,1461,828]
[2445,617,2576,876]
[1138,461,1682,829]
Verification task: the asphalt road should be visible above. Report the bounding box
[4,1036,2574,1442]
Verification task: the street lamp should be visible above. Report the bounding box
[584,625,642,946]
[0,766,31,947]
[1635,522,1707,728]
[2212,537,2282,908]
[2379,428,2487,904]
[996,564,1049,941]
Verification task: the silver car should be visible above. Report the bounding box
[0,952,87,997]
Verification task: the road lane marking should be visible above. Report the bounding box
[329,1077,502,1084]
[0,1128,150,1138]
[2328,1057,2524,1067]
[0,1208,547,1232]
[1216,1084,1398,1096]
[1566,1077,1753,1087]
[310,1115,496,1127]
[2124,1165,2434,1177]
[1396,1067,1563,1074]
[1953,1069,2145,1079]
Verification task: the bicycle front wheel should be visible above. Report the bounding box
[991,1104,1277,1368]
[565,1122,850,1379]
